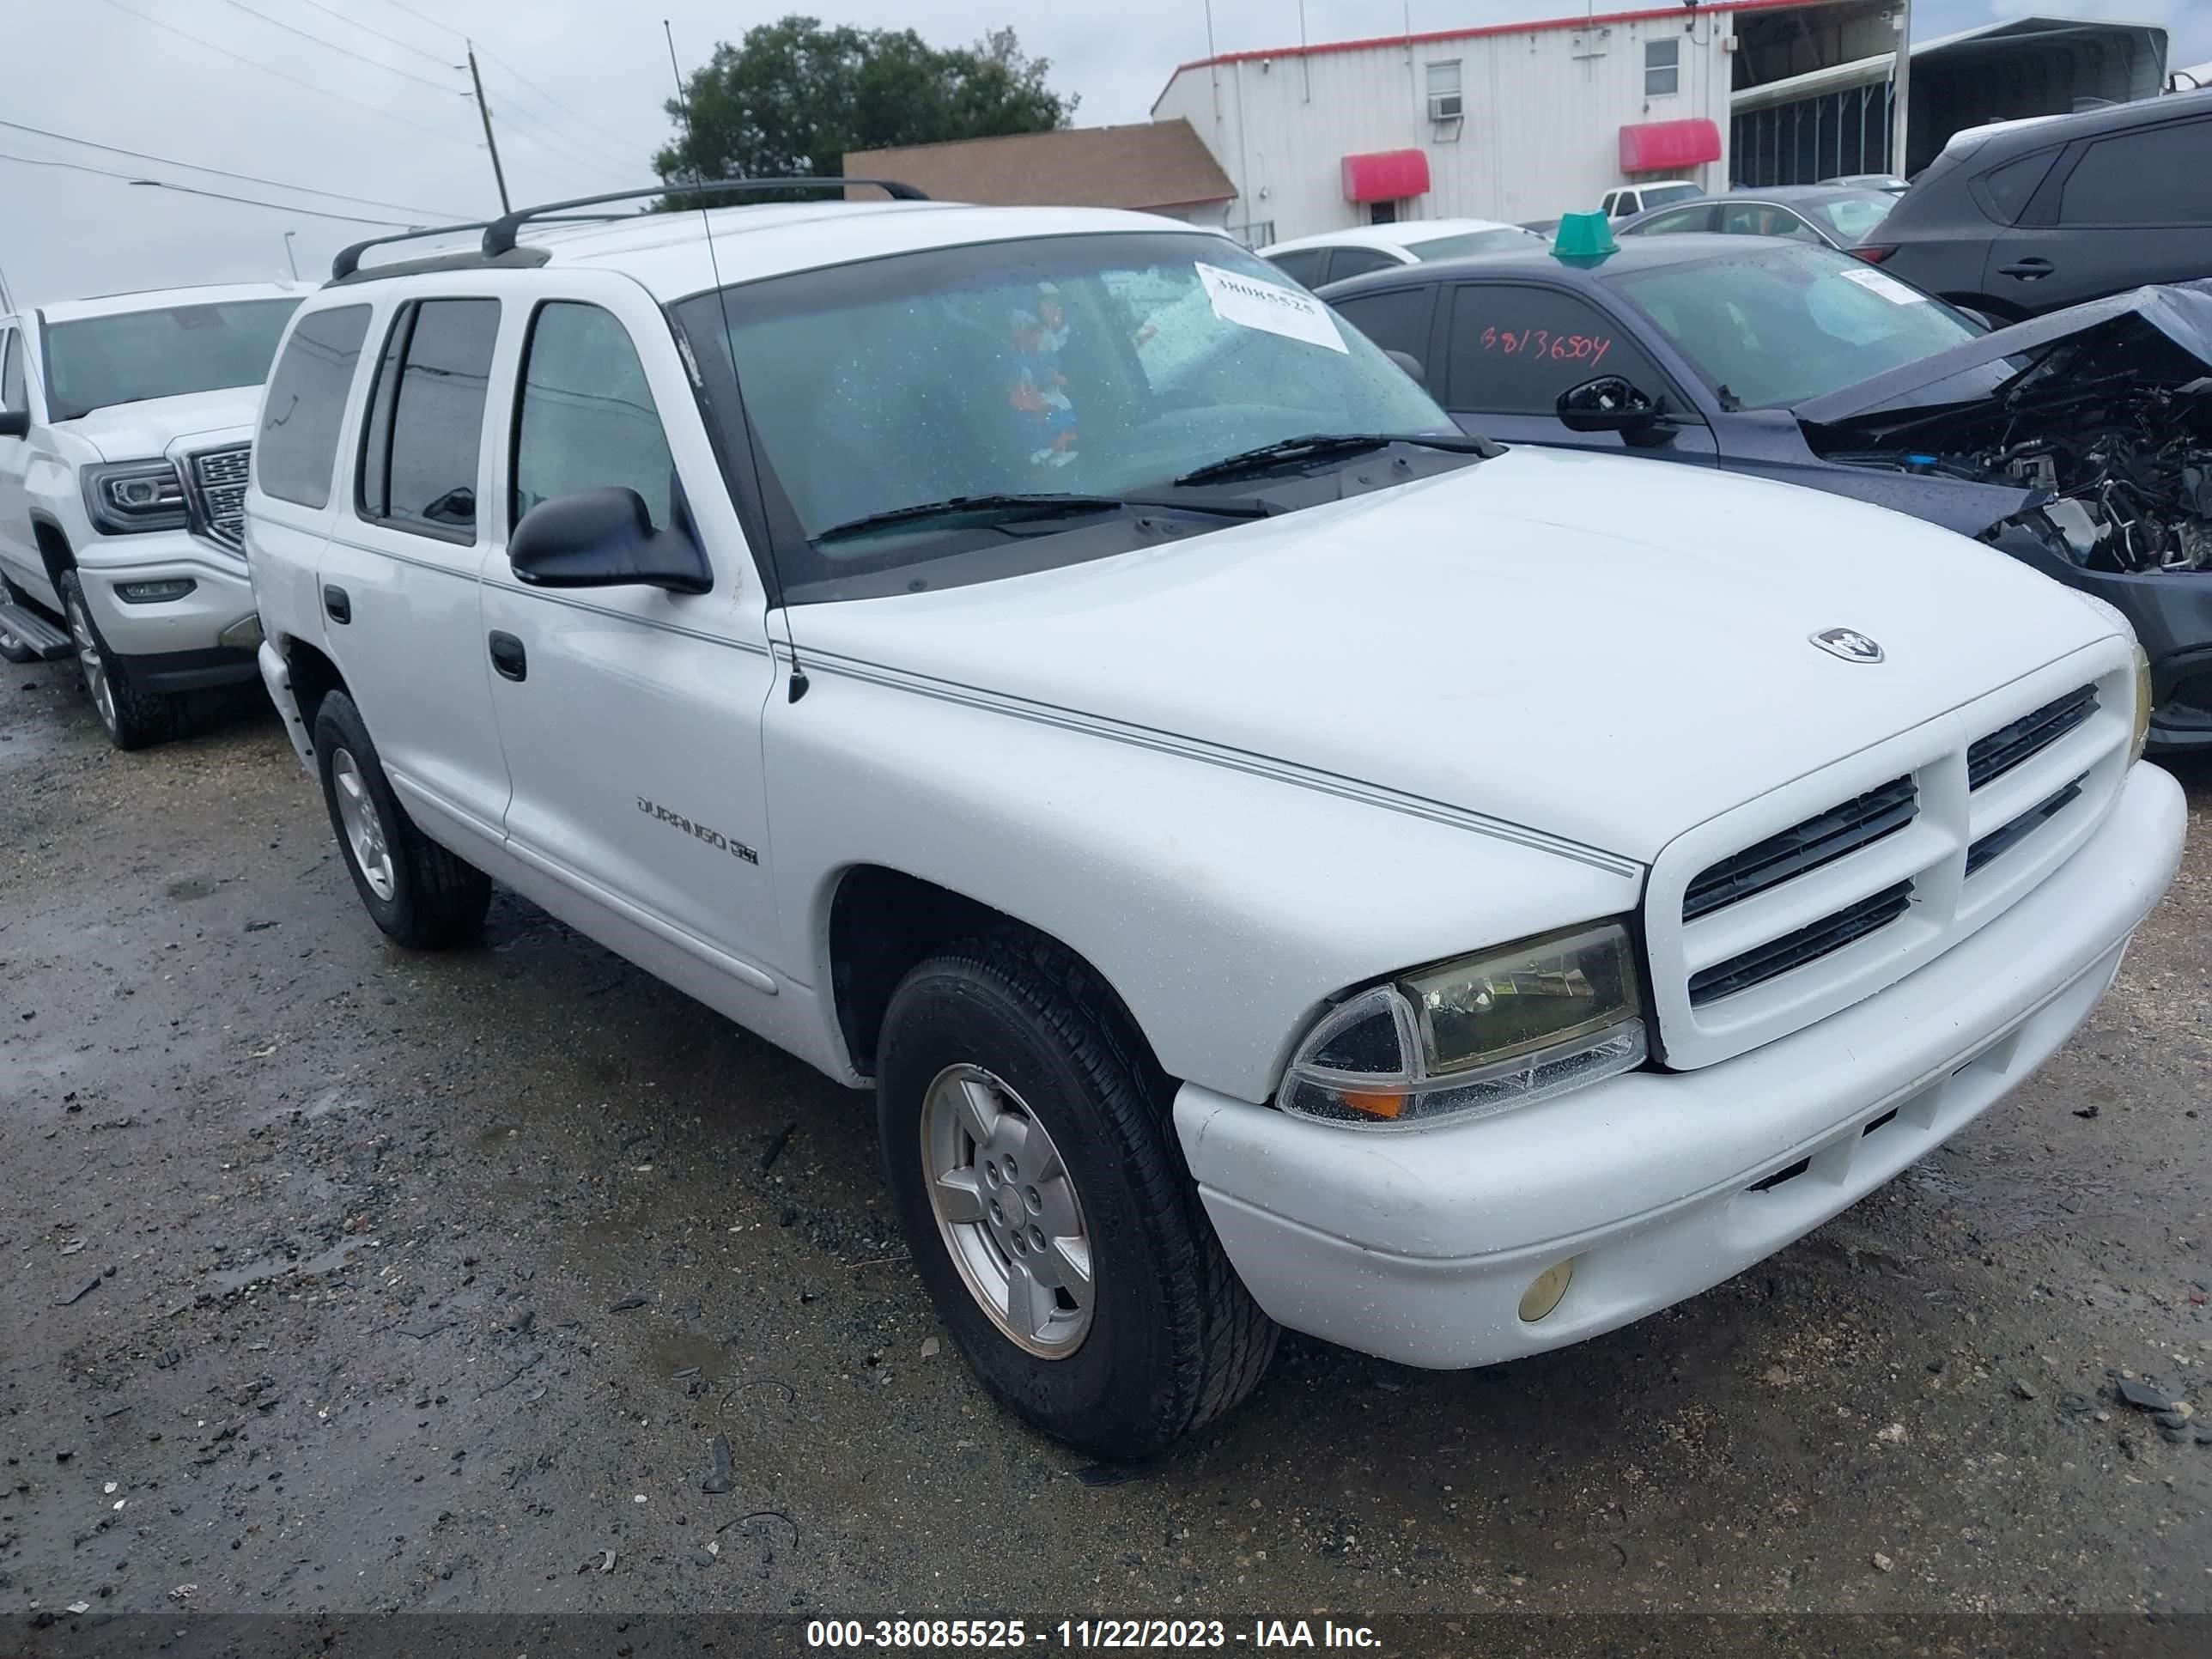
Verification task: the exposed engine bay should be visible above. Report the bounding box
[1799,289,2212,575]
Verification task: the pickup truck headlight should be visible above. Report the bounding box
[1279,921,1646,1130]
[2132,644,2153,765]
[82,460,188,535]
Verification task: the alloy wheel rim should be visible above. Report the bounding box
[66,595,116,734]
[920,1064,1094,1358]
[330,746,397,901]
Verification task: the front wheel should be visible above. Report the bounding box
[877,935,1278,1460]
[59,570,185,750]
[312,690,490,949]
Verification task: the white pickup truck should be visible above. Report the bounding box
[1,283,300,747]
[245,189,2185,1459]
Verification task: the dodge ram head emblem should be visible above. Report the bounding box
[1811,628,1884,664]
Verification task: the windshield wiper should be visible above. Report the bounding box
[1174,431,1492,487]
[813,490,1263,544]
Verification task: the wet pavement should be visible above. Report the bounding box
[3,659,2209,1632]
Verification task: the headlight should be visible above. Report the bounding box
[82,460,187,534]
[1279,921,1646,1131]
[2131,644,2153,765]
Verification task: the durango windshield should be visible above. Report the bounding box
[673,232,1455,591]
[1602,244,1995,410]
[42,298,300,422]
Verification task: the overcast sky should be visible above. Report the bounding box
[3,0,2206,308]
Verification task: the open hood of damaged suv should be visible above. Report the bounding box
[1796,283,2212,429]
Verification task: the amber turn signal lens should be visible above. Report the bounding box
[1338,1089,1407,1120]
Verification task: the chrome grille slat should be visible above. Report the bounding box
[187,444,251,550]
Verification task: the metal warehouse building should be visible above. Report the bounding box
[1152,0,2169,245]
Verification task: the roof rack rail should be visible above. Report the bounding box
[479,176,928,258]
[331,222,490,282]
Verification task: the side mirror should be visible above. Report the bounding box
[0,408,28,440]
[508,486,712,595]
[1383,349,1428,389]
[1557,375,1662,434]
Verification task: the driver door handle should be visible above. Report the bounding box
[1998,257,2053,278]
[489,630,526,682]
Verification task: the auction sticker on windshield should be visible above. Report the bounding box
[1838,265,1928,305]
[1196,262,1348,353]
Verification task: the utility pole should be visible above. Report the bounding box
[1890,0,1913,177]
[465,43,512,215]
[282,230,299,282]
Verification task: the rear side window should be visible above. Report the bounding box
[1633,204,1718,234]
[1330,286,1436,366]
[358,298,500,541]
[1265,248,1328,288]
[0,329,22,413]
[512,303,676,532]
[1444,284,1666,414]
[255,305,370,508]
[1977,150,2057,223]
[2060,120,2212,225]
[1328,247,1403,282]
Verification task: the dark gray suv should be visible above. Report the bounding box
[1859,91,2212,319]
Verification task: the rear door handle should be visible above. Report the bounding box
[489,630,526,682]
[323,585,350,624]
[1998,258,2053,278]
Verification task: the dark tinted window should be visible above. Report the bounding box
[1630,204,1717,234]
[1444,284,1666,414]
[0,330,22,413]
[1328,247,1403,282]
[1331,287,1436,365]
[513,303,675,532]
[359,299,499,541]
[1720,203,1823,243]
[1266,248,1328,287]
[255,305,369,509]
[1978,149,2057,222]
[2060,120,2212,225]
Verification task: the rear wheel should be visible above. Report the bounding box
[877,934,1278,1460]
[59,569,185,750]
[313,690,490,948]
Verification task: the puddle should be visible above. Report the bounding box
[211,1237,370,1291]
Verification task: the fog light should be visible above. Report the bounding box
[1517,1259,1574,1323]
[116,578,196,605]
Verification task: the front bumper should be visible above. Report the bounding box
[75,530,261,673]
[1175,761,2186,1369]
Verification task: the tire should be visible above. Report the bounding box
[877,933,1278,1460]
[59,569,185,750]
[312,689,490,949]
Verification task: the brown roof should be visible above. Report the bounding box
[845,120,1235,212]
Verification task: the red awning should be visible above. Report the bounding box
[1340,149,1431,204]
[1618,118,1721,173]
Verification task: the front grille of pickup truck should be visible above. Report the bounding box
[1645,659,2133,1070]
[186,444,251,550]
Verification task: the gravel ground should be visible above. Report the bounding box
[3,661,2209,1644]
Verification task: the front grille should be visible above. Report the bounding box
[1687,880,1915,1006]
[188,444,251,550]
[1968,684,2096,790]
[1682,775,1917,922]
[1966,776,2085,877]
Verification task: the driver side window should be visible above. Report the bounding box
[512,302,677,532]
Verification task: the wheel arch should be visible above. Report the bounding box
[280,636,347,738]
[29,515,73,592]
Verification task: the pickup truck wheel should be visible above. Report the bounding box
[312,690,490,948]
[877,937,1278,1459]
[59,570,185,750]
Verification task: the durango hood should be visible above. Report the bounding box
[52,386,261,464]
[788,446,2114,863]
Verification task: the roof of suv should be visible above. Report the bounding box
[1929,85,2212,169]
[1257,218,1534,258]
[337,201,1217,302]
[36,281,303,325]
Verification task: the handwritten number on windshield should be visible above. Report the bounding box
[1477,326,1612,368]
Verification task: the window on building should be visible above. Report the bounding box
[1369,201,1400,227]
[358,298,500,541]
[2059,118,2212,226]
[1644,37,1680,97]
[1425,59,1463,120]
[1444,284,1667,416]
[513,302,676,532]
[256,304,370,509]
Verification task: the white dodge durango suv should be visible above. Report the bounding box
[0,283,301,747]
[245,185,2185,1458]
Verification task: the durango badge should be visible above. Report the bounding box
[1811,627,1884,664]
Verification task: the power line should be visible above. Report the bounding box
[92,0,480,156]
[209,0,462,97]
[287,0,451,71]
[0,148,413,225]
[0,115,474,221]
[483,97,654,186]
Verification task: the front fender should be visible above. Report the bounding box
[764,659,1644,1103]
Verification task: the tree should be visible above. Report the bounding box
[652,15,1073,196]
